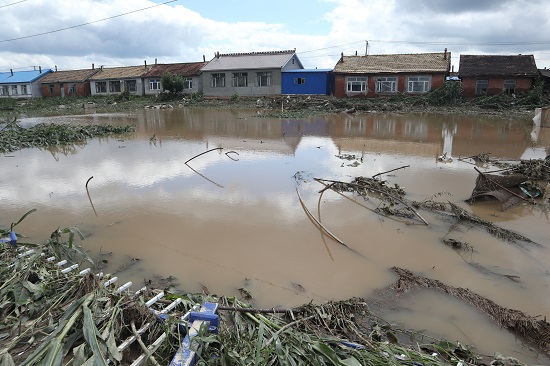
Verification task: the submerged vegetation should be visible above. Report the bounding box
[2,211,545,365]
[0,117,135,154]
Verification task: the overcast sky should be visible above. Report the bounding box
[1,0,549,73]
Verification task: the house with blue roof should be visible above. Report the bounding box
[282,69,333,95]
[0,68,53,98]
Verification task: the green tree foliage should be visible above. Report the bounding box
[161,72,184,94]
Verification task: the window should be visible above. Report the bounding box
[232,72,248,87]
[504,79,516,94]
[95,82,107,93]
[476,80,488,95]
[11,85,18,95]
[346,76,367,92]
[211,73,226,88]
[376,76,397,93]
[183,77,193,90]
[69,84,76,95]
[109,81,121,93]
[294,78,305,84]
[1,86,8,96]
[407,76,431,93]
[256,72,272,87]
[21,85,28,94]
[126,80,137,92]
[49,85,54,95]
[150,79,161,90]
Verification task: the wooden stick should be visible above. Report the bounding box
[85,176,98,217]
[265,315,316,347]
[217,306,302,313]
[372,165,410,179]
[184,147,223,165]
[296,188,353,250]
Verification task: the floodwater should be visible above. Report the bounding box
[1,108,549,363]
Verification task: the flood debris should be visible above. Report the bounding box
[390,267,550,356]
[316,176,429,225]
[1,213,537,365]
[413,199,538,247]
[0,118,135,154]
[467,168,536,210]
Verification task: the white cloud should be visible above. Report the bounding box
[0,0,549,72]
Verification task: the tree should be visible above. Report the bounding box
[161,72,184,94]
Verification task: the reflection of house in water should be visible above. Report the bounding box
[130,109,538,160]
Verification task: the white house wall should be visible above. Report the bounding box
[90,79,145,96]
[201,68,283,97]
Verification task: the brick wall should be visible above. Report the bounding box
[334,73,447,98]
[461,77,533,99]
[40,82,91,97]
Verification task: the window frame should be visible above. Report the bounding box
[126,80,137,93]
[48,85,55,95]
[68,83,77,95]
[256,71,272,87]
[109,81,121,93]
[183,77,193,90]
[149,79,161,91]
[232,72,248,87]
[376,76,398,93]
[1,86,8,96]
[476,79,488,95]
[407,75,431,93]
[211,73,226,88]
[95,81,107,93]
[346,76,367,93]
[294,77,306,85]
[503,79,516,94]
[21,85,28,95]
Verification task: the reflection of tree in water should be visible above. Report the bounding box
[45,140,87,161]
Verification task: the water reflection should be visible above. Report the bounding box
[1,108,548,363]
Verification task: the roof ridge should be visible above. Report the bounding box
[219,50,295,57]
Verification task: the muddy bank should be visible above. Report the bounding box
[1,86,548,119]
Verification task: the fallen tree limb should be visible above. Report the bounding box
[184,147,223,165]
[390,266,550,355]
[372,165,410,179]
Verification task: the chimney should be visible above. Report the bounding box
[155,58,157,64]
[355,50,358,56]
[144,60,147,67]
[10,69,13,76]
[451,65,454,72]
[216,51,220,59]
[92,63,95,70]
[100,65,103,70]
[340,52,344,63]
[203,55,205,62]
[55,65,58,72]
[444,48,447,60]
[39,66,42,73]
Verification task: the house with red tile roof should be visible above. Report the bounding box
[332,50,451,98]
[458,54,539,98]
[142,62,207,96]
[40,66,99,97]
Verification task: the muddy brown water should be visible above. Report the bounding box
[1,108,549,363]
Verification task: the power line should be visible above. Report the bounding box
[0,0,27,9]
[0,0,177,43]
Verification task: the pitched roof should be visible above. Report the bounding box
[143,62,207,78]
[458,55,539,77]
[40,69,99,83]
[0,69,53,83]
[333,52,451,74]
[540,68,550,78]
[89,65,151,80]
[201,50,300,71]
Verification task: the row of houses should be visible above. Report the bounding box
[0,49,546,100]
